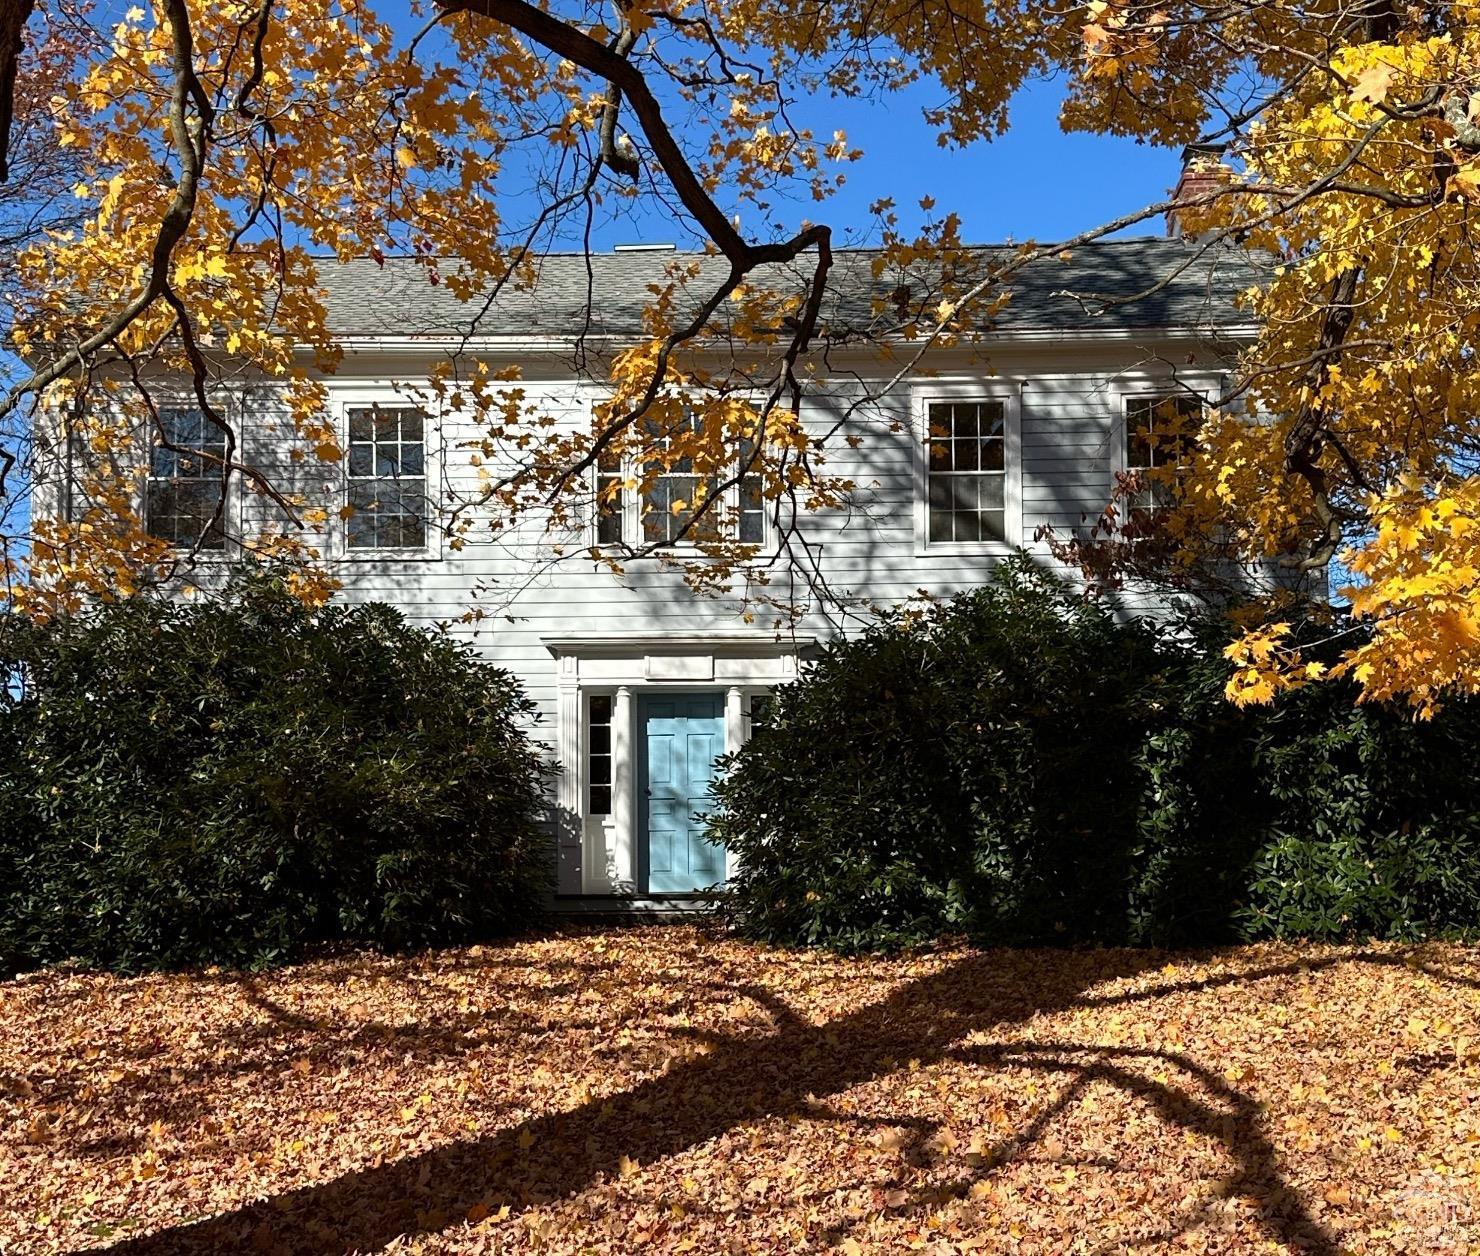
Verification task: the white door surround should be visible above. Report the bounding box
[543,634,814,895]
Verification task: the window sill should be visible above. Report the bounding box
[335,548,443,563]
[614,540,773,560]
[158,547,234,565]
[913,539,1019,559]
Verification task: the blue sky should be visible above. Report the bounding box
[732,74,1180,248]
[562,73,1181,251]
[85,1,1185,249]
[375,3,1183,252]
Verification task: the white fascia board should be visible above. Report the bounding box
[297,322,1261,360]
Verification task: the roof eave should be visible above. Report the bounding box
[306,322,1260,357]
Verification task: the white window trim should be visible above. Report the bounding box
[911,381,1022,557]
[1108,374,1222,499]
[588,402,771,553]
[136,393,243,561]
[329,387,443,562]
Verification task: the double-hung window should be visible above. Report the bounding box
[594,411,765,548]
[925,399,1008,544]
[643,411,712,546]
[346,406,428,551]
[146,405,227,550]
[1123,394,1202,531]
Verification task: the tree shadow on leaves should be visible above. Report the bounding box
[966,1040,1333,1254]
[40,963,604,1162]
[82,946,1440,1255]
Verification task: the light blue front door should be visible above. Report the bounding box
[639,693,726,893]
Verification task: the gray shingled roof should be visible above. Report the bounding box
[314,237,1261,340]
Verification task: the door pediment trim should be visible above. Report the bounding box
[543,632,816,658]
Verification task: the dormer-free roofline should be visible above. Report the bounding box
[311,322,1259,360]
[304,237,1266,344]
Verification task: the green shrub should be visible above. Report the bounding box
[1238,681,1480,940]
[0,569,552,975]
[712,559,1238,951]
[711,557,1480,952]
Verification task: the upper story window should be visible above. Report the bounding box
[643,412,709,547]
[147,406,227,550]
[596,445,625,546]
[594,411,765,548]
[926,400,1007,543]
[346,406,427,550]
[1124,393,1203,529]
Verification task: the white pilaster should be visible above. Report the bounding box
[725,685,745,755]
[612,685,636,892]
[555,663,584,895]
[723,686,745,881]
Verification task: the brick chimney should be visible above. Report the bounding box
[1166,142,1228,237]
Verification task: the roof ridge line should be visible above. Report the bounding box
[302,236,1194,264]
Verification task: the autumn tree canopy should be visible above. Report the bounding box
[3,0,1480,709]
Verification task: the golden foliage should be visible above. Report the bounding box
[1050,0,1480,709]
[15,0,1480,702]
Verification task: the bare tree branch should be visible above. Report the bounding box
[0,0,35,181]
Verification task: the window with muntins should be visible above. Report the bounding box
[926,400,1006,543]
[147,406,227,550]
[643,411,717,546]
[346,406,427,550]
[1125,394,1202,527]
[588,694,613,816]
[594,411,765,547]
[745,692,773,737]
[595,445,625,545]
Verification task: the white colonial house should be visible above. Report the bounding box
[48,201,1265,908]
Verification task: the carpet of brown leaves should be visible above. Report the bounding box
[2,927,1479,1254]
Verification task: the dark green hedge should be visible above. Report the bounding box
[711,558,1480,952]
[0,570,552,975]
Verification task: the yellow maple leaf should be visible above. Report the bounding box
[1350,62,1394,104]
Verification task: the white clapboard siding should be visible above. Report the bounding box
[204,337,1246,893]
[224,345,1217,686]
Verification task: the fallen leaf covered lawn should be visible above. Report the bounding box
[2,928,1479,1254]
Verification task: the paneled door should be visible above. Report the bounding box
[638,693,726,893]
